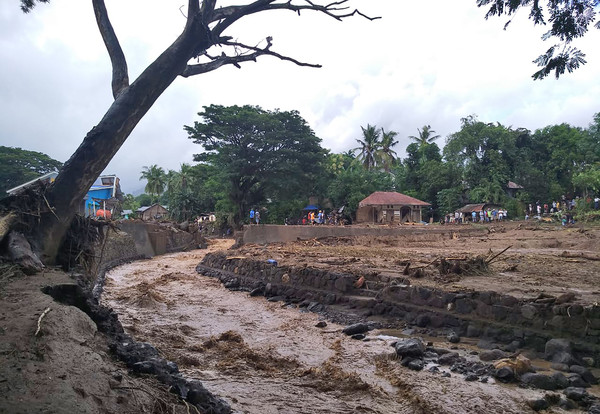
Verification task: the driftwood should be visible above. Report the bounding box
[34,307,51,336]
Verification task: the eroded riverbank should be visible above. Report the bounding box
[101,239,568,414]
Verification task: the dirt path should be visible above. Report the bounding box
[102,239,557,414]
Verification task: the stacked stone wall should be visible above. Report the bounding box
[199,252,600,362]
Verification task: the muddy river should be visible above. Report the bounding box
[102,239,567,414]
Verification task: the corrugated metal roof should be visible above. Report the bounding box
[458,203,501,213]
[358,192,430,207]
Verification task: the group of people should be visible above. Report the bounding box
[526,195,599,217]
[303,210,328,225]
[443,208,508,224]
[249,208,261,225]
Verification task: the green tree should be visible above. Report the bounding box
[354,124,382,171]
[139,165,166,203]
[185,105,325,225]
[377,129,399,172]
[408,125,441,147]
[0,146,62,195]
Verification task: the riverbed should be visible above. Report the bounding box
[102,239,564,414]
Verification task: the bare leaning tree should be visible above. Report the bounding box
[17,0,378,262]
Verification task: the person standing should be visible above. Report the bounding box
[250,208,255,224]
[255,210,260,225]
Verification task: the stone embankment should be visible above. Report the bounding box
[197,252,600,365]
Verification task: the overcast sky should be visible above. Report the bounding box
[1,0,599,194]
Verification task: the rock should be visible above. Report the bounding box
[551,372,569,389]
[428,365,440,373]
[545,338,576,365]
[479,349,508,362]
[582,357,595,367]
[570,365,598,385]
[394,338,426,358]
[589,404,600,414]
[438,352,461,365]
[551,363,570,372]
[527,398,550,411]
[567,373,590,388]
[520,372,558,390]
[521,304,538,320]
[441,372,451,378]
[249,287,264,297]
[342,323,370,336]
[464,373,478,382]
[407,359,425,371]
[493,366,515,383]
[178,221,189,231]
[351,334,366,340]
[267,295,285,302]
[563,387,588,401]
[315,321,327,328]
[447,331,460,343]
[307,302,324,313]
[558,396,578,410]
[415,314,430,327]
[7,231,44,275]
[556,292,577,304]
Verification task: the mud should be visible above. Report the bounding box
[100,237,595,413]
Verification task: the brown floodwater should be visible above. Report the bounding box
[101,239,582,414]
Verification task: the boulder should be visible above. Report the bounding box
[342,323,370,336]
[395,338,426,358]
[493,366,515,383]
[569,365,597,385]
[407,359,425,371]
[520,373,558,390]
[545,338,577,365]
[563,387,588,401]
[479,349,508,362]
[447,331,460,343]
[526,398,549,411]
[551,372,569,389]
[438,352,461,365]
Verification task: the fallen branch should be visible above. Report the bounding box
[486,245,512,264]
[34,307,51,336]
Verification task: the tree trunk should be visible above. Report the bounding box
[41,26,208,263]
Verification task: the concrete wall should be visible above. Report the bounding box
[242,224,484,244]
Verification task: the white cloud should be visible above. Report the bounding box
[1,0,599,193]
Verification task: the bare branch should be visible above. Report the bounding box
[92,0,129,99]
[181,37,321,77]
[211,0,379,35]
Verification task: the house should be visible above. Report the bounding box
[5,171,59,195]
[356,191,430,224]
[82,174,124,217]
[458,203,501,215]
[136,204,169,221]
[506,181,524,198]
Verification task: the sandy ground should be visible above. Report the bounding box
[102,238,578,414]
[0,267,189,414]
[238,221,600,304]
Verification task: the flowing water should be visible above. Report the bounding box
[101,239,572,414]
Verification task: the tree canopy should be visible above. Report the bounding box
[0,146,62,195]
[185,104,326,224]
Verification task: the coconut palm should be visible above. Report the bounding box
[408,125,441,147]
[354,124,381,171]
[377,128,399,172]
[140,164,166,203]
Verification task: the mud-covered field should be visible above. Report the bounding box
[102,223,600,413]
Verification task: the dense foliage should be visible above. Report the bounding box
[131,110,600,225]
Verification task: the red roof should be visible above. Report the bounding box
[358,192,430,207]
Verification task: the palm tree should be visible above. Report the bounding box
[377,128,399,172]
[140,164,166,203]
[354,124,382,171]
[408,125,441,147]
